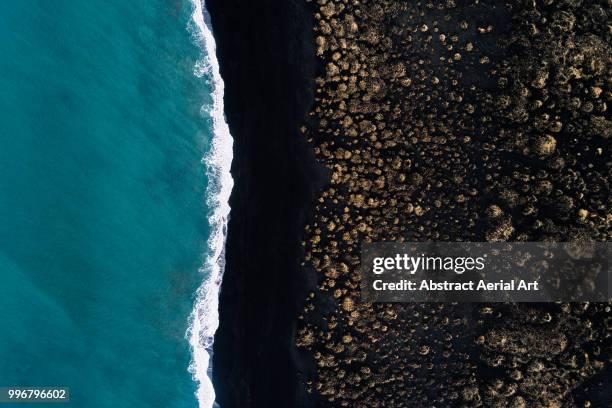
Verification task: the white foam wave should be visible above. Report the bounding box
[186,1,234,407]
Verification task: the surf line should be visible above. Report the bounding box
[187,1,234,408]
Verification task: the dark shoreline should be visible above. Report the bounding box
[206,1,324,406]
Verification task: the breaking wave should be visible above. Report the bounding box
[186,1,233,407]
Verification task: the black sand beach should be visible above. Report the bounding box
[206,0,323,406]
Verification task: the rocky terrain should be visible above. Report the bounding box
[296,0,611,406]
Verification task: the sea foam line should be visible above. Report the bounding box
[186,1,234,407]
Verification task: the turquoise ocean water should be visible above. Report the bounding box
[0,1,222,407]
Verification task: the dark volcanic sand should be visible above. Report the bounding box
[208,0,611,407]
[206,0,324,406]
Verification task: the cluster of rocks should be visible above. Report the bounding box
[296,0,610,406]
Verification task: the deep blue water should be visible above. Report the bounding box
[0,1,213,407]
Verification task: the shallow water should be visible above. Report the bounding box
[0,1,216,406]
